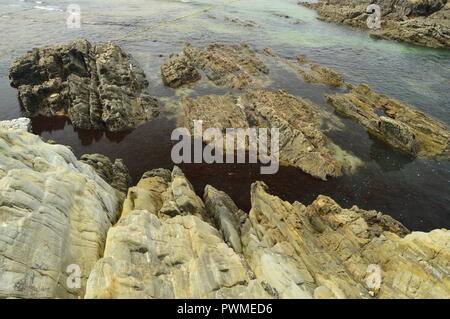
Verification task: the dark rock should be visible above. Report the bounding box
[9,40,159,131]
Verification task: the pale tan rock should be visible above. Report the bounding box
[0,128,122,298]
[85,168,269,299]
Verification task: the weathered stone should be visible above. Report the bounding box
[183,43,270,89]
[161,54,201,88]
[85,167,270,299]
[326,83,450,158]
[9,40,159,131]
[293,56,344,87]
[181,90,343,180]
[300,0,450,49]
[80,153,132,195]
[239,181,449,299]
[0,128,122,298]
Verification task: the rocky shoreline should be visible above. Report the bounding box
[1,40,449,298]
[0,127,448,298]
[300,0,450,49]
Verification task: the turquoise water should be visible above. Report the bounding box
[0,0,449,230]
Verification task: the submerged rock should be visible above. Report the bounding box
[326,83,450,159]
[181,89,343,180]
[300,0,450,49]
[9,40,159,131]
[0,128,123,298]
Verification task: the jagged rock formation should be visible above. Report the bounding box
[85,167,271,299]
[9,40,159,131]
[85,167,450,299]
[300,0,450,49]
[160,54,201,88]
[0,118,31,133]
[162,43,270,89]
[326,83,450,158]
[181,89,343,180]
[80,154,132,195]
[0,128,123,298]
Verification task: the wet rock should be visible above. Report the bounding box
[224,16,258,27]
[80,154,132,195]
[161,54,201,88]
[260,50,344,87]
[300,0,450,49]
[181,90,343,180]
[293,56,344,87]
[326,83,450,158]
[9,40,159,131]
[0,118,31,133]
[0,128,122,298]
[183,43,270,89]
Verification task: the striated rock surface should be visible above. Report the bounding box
[161,54,201,88]
[9,40,159,131]
[326,83,450,158]
[181,89,343,180]
[0,118,31,133]
[0,128,123,298]
[85,167,450,299]
[300,0,450,49]
[291,55,344,87]
[162,43,270,89]
[85,167,270,299]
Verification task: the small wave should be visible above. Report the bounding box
[32,5,62,12]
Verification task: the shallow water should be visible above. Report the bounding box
[0,0,449,230]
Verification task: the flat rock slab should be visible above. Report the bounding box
[9,40,159,132]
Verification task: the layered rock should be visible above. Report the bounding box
[162,43,270,89]
[300,0,450,49]
[181,89,343,180]
[0,128,123,298]
[9,40,159,131]
[85,167,450,299]
[237,182,449,299]
[0,118,31,133]
[85,167,270,299]
[326,83,450,158]
[80,154,132,195]
[160,54,201,88]
[291,55,344,87]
